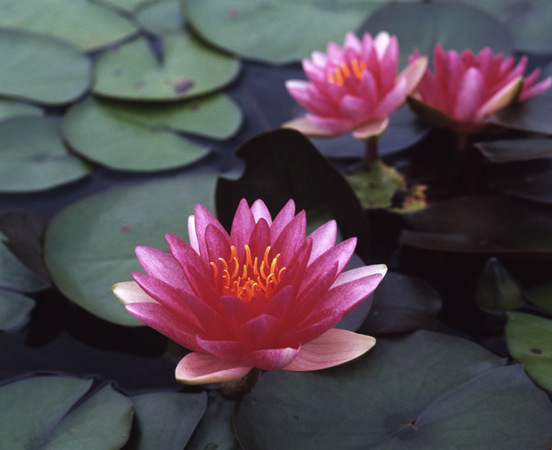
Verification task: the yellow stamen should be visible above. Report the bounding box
[328,58,367,86]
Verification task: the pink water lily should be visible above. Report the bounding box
[284,31,427,140]
[408,44,552,133]
[113,199,386,385]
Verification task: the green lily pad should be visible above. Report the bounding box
[488,95,552,136]
[186,394,240,450]
[506,312,552,393]
[182,0,403,64]
[360,2,513,69]
[90,0,153,13]
[476,137,552,163]
[525,281,552,313]
[93,34,240,102]
[127,391,207,449]
[437,0,552,53]
[359,272,441,334]
[0,29,91,105]
[0,290,35,331]
[401,196,552,254]
[44,172,217,326]
[0,376,133,449]
[0,238,48,293]
[0,0,138,51]
[216,129,370,256]
[0,117,92,192]
[475,257,523,312]
[63,95,240,171]
[136,0,184,35]
[0,99,42,121]
[235,330,552,448]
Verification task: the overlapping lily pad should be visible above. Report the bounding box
[476,137,552,163]
[127,391,207,449]
[0,99,42,121]
[93,33,240,102]
[235,330,552,448]
[90,0,152,13]
[506,312,552,392]
[360,2,513,69]
[525,281,552,312]
[0,29,91,105]
[44,172,217,326]
[0,0,138,51]
[488,95,552,136]
[401,196,552,254]
[182,0,398,64]
[0,238,48,293]
[0,376,133,448]
[0,117,92,192]
[136,0,184,35]
[63,95,240,171]
[0,290,35,331]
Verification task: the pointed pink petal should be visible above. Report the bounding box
[113,281,158,305]
[344,31,362,53]
[339,95,372,120]
[352,118,389,140]
[282,116,346,137]
[205,224,231,264]
[307,220,337,265]
[356,70,378,104]
[398,55,428,95]
[220,294,255,329]
[229,198,254,250]
[262,285,295,319]
[378,35,399,93]
[272,210,307,265]
[175,352,252,385]
[303,114,356,134]
[520,75,551,101]
[193,203,227,261]
[373,31,391,58]
[248,218,271,259]
[187,215,199,253]
[196,337,247,361]
[245,346,300,371]
[452,67,485,122]
[373,77,407,117]
[270,199,296,243]
[251,199,272,225]
[283,328,376,371]
[240,313,281,344]
[135,246,190,289]
[477,76,522,121]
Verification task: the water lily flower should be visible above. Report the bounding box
[113,199,386,385]
[408,44,552,133]
[284,31,428,140]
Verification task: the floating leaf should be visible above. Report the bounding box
[44,172,217,326]
[63,95,240,171]
[90,0,152,13]
[93,34,240,102]
[0,0,138,51]
[475,257,522,312]
[0,117,92,192]
[506,312,552,393]
[0,239,48,293]
[235,330,552,448]
[0,376,133,449]
[488,95,552,136]
[525,281,552,313]
[0,29,90,106]
[359,272,441,334]
[0,99,42,121]
[128,391,206,450]
[360,2,513,69]
[216,129,370,256]
[182,0,391,64]
[0,290,35,331]
[401,196,552,254]
[476,137,552,163]
[136,0,184,35]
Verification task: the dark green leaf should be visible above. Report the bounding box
[525,281,552,313]
[136,0,184,35]
[476,137,552,163]
[0,99,42,121]
[475,257,522,312]
[489,95,552,136]
[0,290,35,331]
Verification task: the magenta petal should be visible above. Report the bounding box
[245,346,300,371]
[175,352,252,385]
[262,285,295,319]
[205,224,231,264]
[251,199,272,225]
[304,114,355,134]
[135,246,190,289]
[240,313,281,344]
[193,203,227,261]
[340,95,372,120]
[283,328,376,371]
[230,198,255,252]
[248,218,271,259]
[220,295,255,329]
[270,199,296,244]
[373,77,407,117]
[452,67,484,122]
[196,337,247,362]
[272,210,307,266]
[302,237,356,287]
[307,220,337,265]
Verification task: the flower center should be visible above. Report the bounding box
[210,245,286,302]
[327,59,367,86]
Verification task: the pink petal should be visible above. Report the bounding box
[175,352,252,385]
[262,285,295,319]
[245,346,299,371]
[230,198,255,252]
[270,199,296,243]
[247,218,271,259]
[307,220,337,265]
[283,328,376,371]
[251,199,272,225]
[352,118,389,140]
[452,67,484,122]
[187,215,199,253]
[204,224,231,264]
[373,31,391,59]
[476,76,522,121]
[339,94,372,120]
[303,114,356,134]
[373,77,407,117]
[301,237,356,288]
[282,116,347,137]
[112,281,158,306]
[398,55,428,95]
[135,246,190,290]
[196,337,247,361]
[520,75,552,101]
[356,70,378,104]
[272,211,307,265]
[378,35,399,94]
[193,203,227,261]
[220,294,255,329]
[240,313,281,344]
[344,31,362,53]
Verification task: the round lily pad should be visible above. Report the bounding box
[360,2,513,69]
[44,172,217,326]
[182,0,388,64]
[488,95,552,136]
[0,238,48,293]
[235,330,552,448]
[0,99,42,121]
[63,95,241,171]
[0,376,133,449]
[506,312,552,393]
[128,391,207,449]
[476,137,552,163]
[90,0,152,13]
[0,29,91,106]
[136,0,185,35]
[0,290,35,331]
[0,117,92,192]
[0,0,138,51]
[93,34,240,102]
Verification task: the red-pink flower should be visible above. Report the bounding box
[408,44,552,132]
[284,31,427,139]
[113,199,386,384]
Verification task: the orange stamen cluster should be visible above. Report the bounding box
[327,59,367,86]
[210,245,286,302]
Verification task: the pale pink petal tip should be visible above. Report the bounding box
[283,328,376,372]
[175,352,253,385]
[352,118,389,140]
[282,117,344,137]
[112,281,158,306]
